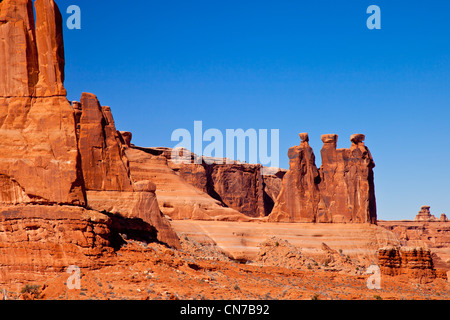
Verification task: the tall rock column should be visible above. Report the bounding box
[0,0,39,97]
[0,0,84,205]
[269,133,377,224]
[34,0,66,97]
[77,93,134,192]
[269,133,320,222]
[318,134,376,223]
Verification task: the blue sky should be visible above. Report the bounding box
[58,0,450,220]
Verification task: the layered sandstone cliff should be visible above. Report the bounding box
[269,133,377,223]
[0,0,179,249]
[124,146,249,221]
[123,146,286,220]
[378,246,438,281]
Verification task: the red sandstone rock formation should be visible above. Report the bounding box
[318,133,376,223]
[414,205,440,222]
[269,133,320,222]
[269,133,377,223]
[0,0,84,205]
[128,146,284,219]
[75,93,180,248]
[0,0,180,249]
[124,146,249,221]
[378,246,438,281]
[378,220,450,275]
[77,93,133,192]
[0,205,115,282]
[34,0,66,97]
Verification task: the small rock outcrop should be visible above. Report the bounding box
[378,246,437,281]
[414,205,443,222]
[269,133,377,223]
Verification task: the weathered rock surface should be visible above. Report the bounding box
[378,246,438,281]
[0,0,38,97]
[0,0,179,249]
[269,133,320,222]
[0,0,65,97]
[318,133,376,223]
[269,133,377,223]
[0,0,84,205]
[0,205,114,285]
[124,146,248,221]
[77,93,133,192]
[75,93,180,248]
[137,147,284,219]
[205,163,265,218]
[379,220,450,276]
[34,0,66,97]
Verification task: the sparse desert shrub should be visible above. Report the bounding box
[21,284,41,299]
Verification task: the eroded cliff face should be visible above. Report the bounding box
[127,147,285,220]
[378,246,440,282]
[0,0,84,205]
[123,146,249,221]
[269,133,377,224]
[0,0,180,249]
[74,93,180,248]
[0,205,115,285]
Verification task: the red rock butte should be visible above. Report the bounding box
[0,0,448,300]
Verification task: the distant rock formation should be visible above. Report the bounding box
[415,206,435,221]
[123,146,252,221]
[269,133,377,223]
[126,146,286,220]
[414,206,448,222]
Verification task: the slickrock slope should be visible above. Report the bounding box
[0,0,84,205]
[269,133,377,223]
[171,220,400,263]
